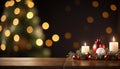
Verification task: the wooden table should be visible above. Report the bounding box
[0,58,120,69]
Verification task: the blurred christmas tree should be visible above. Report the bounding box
[0,0,51,57]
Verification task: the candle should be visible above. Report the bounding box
[81,42,90,54]
[109,36,119,53]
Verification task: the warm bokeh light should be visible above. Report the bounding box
[13,45,19,52]
[112,36,115,42]
[86,16,94,23]
[5,1,10,8]
[27,1,34,8]
[106,26,112,34]
[102,11,109,18]
[5,29,11,37]
[73,42,79,49]
[13,18,19,26]
[26,12,34,19]
[36,39,43,46]
[0,25,3,32]
[27,26,33,33]
[52,34,60,42]
[16,0,21,2]
[14,8,21,15]
[42,22,50,30]
[9,0,15,6]
[5,0,15,7]
[74,0,80,5]
[64,32,72,39]
[14,34,20,42]
[92,1,99,8]
[1,15,6,22]
[110,4,117,11]
[45,39,53,47]
[65,5,71,12]
[1,44,6,51]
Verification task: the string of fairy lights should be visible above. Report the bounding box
[0,0,118,53]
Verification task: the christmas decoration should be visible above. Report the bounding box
[96,45,106,55]
[66,39,120,60]
[0,0,50,57]
[72,55,80,60]
[104,54,110,60]
[92,39,106,53]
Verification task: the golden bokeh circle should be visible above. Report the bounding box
[36,39,43,46]
[102,11,109,19]
[64,32,72,39]
[106,27,112,34]
[45,39,53,47]
[110,4,117,11]
[52,34,60,42]
[86,16,94,23]
[42,22,50,30]
[92,1,99,8]
[1,44,6,51]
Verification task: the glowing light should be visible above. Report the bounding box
[5,0,15,7]
[73,42,79,49]
[1,44,6,51]
[0,25,2,32]
[9,0,15,6]
[13,45,19,52]
[27,26,33,33]
[14,8,21,15]
[86,16,94,23]
[92,1,99,8]
[102,11,109,18]
[106,27,112,34]
[14,34,20,42]
[5,1,10,8]
[74,0,80,5]
[52,34,60,42]
[42,22,49,30]
[1,15,6,22]
[13,18,19,26]
[5,29,11,37]
[27,1,34,8]
[110,4,117,11]
[65,5,71,12]
[26,12,34,19]
[16,0,21,2]
[112,36,115,42]
[45,39,53,47]
[36,39,43,46]
[64,32,72,39]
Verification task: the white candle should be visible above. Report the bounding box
[109,36,119,53]
[81,42,90,54]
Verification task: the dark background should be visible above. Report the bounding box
[0,0,120,57]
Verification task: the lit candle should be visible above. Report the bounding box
[109,36,119,53]
[81,42,90,54]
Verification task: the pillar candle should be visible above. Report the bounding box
[109,36,119,53]
[81,42,90,54]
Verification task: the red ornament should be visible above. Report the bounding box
[117,55,120,60]
[72,55,80,60]
[92,39,106,53]
[104,54,110,60]
[88,55,93,60]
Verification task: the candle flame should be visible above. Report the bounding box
[113,36,115,42]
